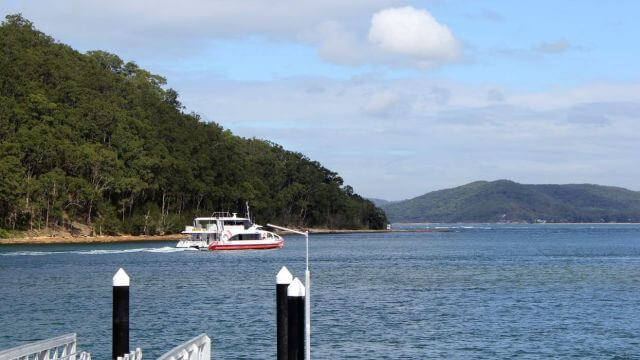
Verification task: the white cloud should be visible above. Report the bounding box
[535,39,571,54]
[534,39,583,54]
[492,39,584,62]
[312,21,367,65]
[429,86,451,105]
[363,90,401,116]
[508,82,640,109]
[368,6,461,67]
[479,10,504,23]
[487,89,504,102]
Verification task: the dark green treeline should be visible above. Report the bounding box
[0,15,387,234]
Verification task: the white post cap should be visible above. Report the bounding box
[276,266,294,284]
[112,268,130,287]
[287,277,305,297]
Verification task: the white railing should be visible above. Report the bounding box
[0,334,210,360]
[156,334,210,360]
[0,333,91,360]
[117,348,142,360]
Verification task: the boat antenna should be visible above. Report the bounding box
[246,201,250,221]
[267,223,310,360]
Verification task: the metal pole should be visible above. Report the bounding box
[287,278,305,360]
[267,224,311,360]
[112,268,130,360]
[277,266,293,360]
[304,232,310,360]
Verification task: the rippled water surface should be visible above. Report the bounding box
[2,224,640,359]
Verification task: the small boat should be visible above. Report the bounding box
[177,211,284,251]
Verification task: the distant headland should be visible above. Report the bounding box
[377,180,640,223]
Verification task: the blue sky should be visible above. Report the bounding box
[2,0,639,199]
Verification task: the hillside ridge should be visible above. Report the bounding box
[381,180,640,223]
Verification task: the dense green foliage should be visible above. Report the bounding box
[0,15,387,234]
[382,180,640,223]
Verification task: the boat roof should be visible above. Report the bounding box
[194,216,249,221]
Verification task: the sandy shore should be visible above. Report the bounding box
[0,230,385,244]
[0,234,189,245]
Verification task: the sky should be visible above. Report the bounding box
[2,0,639,200]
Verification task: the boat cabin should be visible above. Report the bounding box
[189,213,252,233]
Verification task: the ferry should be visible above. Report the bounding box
[176,211,284,251]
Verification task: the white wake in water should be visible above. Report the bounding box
[0,246,194,256]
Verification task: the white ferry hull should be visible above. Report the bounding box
[207,239,284,251]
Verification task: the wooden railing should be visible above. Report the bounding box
[0,333,90,360]
[156,334,210,360]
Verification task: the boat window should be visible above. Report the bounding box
[224,220,245,226]
[229,233,261,241]
[206,234,218,241]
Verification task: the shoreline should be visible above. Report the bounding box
[3,222,635,245]
[0,234,188,245]
[0,228,453,245]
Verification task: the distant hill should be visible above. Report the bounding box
[381,180,640,223]
[367,198,395,207]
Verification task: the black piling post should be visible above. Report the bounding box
[277,266,294,360]
[287,278,305,360]
[112,268,130,360]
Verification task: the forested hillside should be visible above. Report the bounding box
[0,15,387,235]
[367,198,393,207]
[382,180,640,223]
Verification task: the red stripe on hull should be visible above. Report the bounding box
[208,240,284,251]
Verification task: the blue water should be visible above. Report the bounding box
[1,224,640,359]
